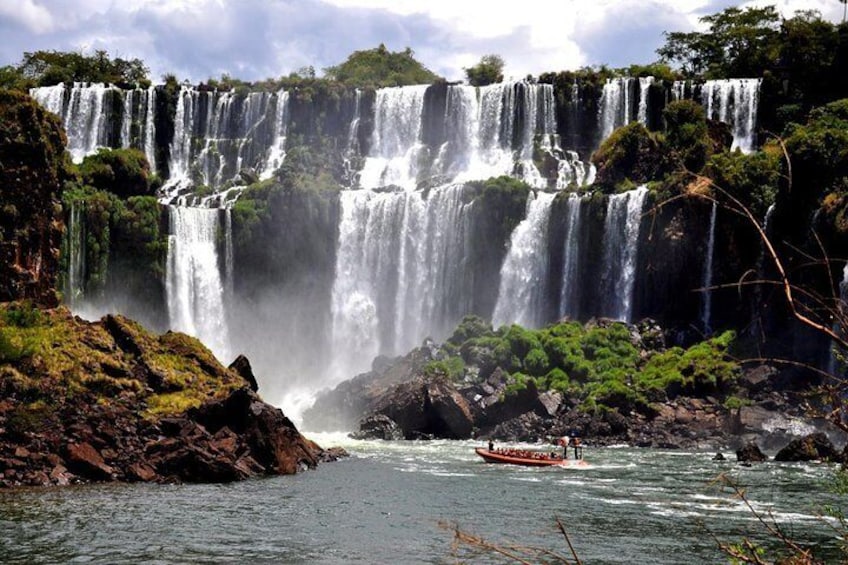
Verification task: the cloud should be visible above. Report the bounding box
[0,0,54,34]
[0,0,842,83]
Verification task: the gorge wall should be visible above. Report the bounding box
[30,76,811,413]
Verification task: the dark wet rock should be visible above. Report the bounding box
[736,442,768,462]
[488,412,553,443]
[64,442,114,480]
[368,377,476,439]
[774,432,840,462]
[228,355,259,392]
[350,414,404,440]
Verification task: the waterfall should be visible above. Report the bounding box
[120,89,134,149]
[65,201,86,307]
[492,191,556,328]
[343,89,362,186]
[143,87,157,173]
[601,185,648,321]
[329,184,472,381]
[30,82,113,163]
[559,194,583,319]
[165,206,231,361]
[637,77,654,125]
[260,89,289,180]
[700,79,761,153]
[701,201,718,334]
[598,78,632,143]
[556,151,595,189]
[358,85,428,190]
[164,87,283,195]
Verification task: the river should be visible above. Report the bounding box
[0,435,842,564]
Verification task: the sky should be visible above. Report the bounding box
[0,0,845,83]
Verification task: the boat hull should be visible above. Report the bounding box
[474,447,586,467]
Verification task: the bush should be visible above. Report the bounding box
[78,148,153,198]
[323,44,440,88]
[592,122,671,192]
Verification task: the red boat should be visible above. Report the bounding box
[475,447,588,468]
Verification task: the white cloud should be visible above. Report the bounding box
[0,0,54,34]
[0,0,843,83]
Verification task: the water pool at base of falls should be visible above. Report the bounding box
[1,438,841,564]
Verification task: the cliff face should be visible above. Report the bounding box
[0,90,73,305]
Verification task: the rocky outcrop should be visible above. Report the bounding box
[736,442,768,462]
[228,354,259,392]
[350,414,404,440]
[774,432,840,462]
[368,376,476,439]
[0,306,344,487]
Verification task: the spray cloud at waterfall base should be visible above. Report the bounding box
[36,77,764,424]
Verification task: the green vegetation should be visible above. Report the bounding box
[323,44,440,88]
[2,49,150,90]
[592,123,671,192]
[465,54,505,86]
[0,303,243,418]
[440,315,740,414]
[78,148,157,198]
[657,6,781,78]
[60,181,167,299]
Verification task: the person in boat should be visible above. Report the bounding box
[488,439,494,452]
[558,435,570,459]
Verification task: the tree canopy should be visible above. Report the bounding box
[323,44,440,88]
[657,6,781,78]
[464,54,505,86]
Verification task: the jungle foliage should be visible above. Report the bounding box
[323,44,440,88]
[1,50,150,91]
[431,315,739,414]
[465,54,505,87]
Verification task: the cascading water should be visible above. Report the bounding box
[30,82,113,163]
[492,191,556,328]
[260,90,289,180]
[701,201,718,334]
[701,79,761,153]
[143,86,157,173]
[165,206,231,361]
[164,87,287,195]
[358,85,428,190]
[601,185,648,322]
[329,184,472,381]
[64,201,86,307]
[637,77,654,125]
[598,77,654,145]
[559,194,583,319]
[120,89,134,149]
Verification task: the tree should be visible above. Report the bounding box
[465,54,505,86]
[323,44,440,88]
[17,50,150,87]
[657,6,781,77]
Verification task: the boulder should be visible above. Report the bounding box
[774,432,840,462]
[425,379,475,439]
[189,387,320,475]
[64,442,114,480]
[228,355,259,392]
[369,377,475,439]
[736,442,768,462]
[350,414,404,440]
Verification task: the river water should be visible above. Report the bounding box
[0,435,842,564]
